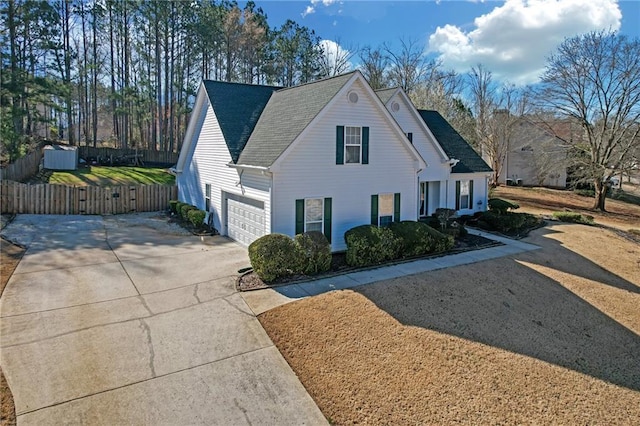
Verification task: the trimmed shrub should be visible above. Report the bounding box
[477,211,540,234]
[169,200,179,214]
[552,211,595,225]
[248,234,302,282]
[390,221,453,257]
[344,225,402,267]
[180,204,196,220]
[175,202,187,218]
[488,198,520,215]
[294,231,331,275]
[187,209,206,228]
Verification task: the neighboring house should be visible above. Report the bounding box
[495,117,568,188]
[175,71,491,250]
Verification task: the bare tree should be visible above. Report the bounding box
[317,38,355,78]
[469,65,528,186]
[384,38,431,94]
[358,46,388,90]
[536,30,640,211]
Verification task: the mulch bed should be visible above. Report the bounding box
[238,233,500,292]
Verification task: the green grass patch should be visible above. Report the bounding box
[49,166,175,186]
[552,211,595,225]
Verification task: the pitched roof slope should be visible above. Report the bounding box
[418,110,492,173]
[237,72,356,167]
[374,88,398,104]
[203,80,279,163]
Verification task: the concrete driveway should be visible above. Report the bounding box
[0,213,326,425]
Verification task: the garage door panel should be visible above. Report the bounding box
[227,198,265,247]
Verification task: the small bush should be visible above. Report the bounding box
[390,221,453,257]
[175,201,185,216]
[180,204,196,220]
[435,208,456,230]
[169,200,179,214]
[344,225,402,267]
[488,198,520,215]
[478,211,529,233]
[574,189,594,198]
[248,234,302,282]
[552,211,595,225]
[187,209,206,228]
[294,231,331,275]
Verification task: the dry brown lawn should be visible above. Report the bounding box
[260,222,640,425]
[493,185,640,231]
[0,236,23,426]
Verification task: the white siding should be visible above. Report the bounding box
[272,79,420,251]
[386,95,450,182]
[176,101,271,236]
[448,173,490,215]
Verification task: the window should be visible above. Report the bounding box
[407,132,413,144]
[304,198,323,232]
[205,184,211,211]
[345,126,361,163]
[378,193,394,227]
[371,193,400,226]
[336,126,369,165]
[295,198,332,243]
[456,180,473,210]
[419,182,428,217]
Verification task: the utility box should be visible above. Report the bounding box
[43,145,78,170]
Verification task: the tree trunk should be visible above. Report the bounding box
[593,181,607,211]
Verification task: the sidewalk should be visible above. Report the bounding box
[240,229,540,315]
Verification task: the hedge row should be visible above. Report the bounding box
[248,231,331,282]
[169,200,206,227]
[345,221,453,267]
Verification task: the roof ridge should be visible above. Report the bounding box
[274,71,358,93]
[203,79,281,90]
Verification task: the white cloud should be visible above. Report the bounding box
[302,5,315,18]
[428,0,622,85]
[320,39,354,74]
[302,0,340,18]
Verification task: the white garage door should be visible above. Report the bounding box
[226,197,265,247]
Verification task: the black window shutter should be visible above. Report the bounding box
[295,199,304,234]
[469,180,474,208]
[362,127,369,164]
[455,181,461,211]
[394,193,401,222]
[336,126,344,165]
[323,198,332,243]
[370,194,378,226]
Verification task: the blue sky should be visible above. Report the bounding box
[240,0,640,85]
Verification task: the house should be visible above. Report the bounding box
[175,71,491,250]
[495,117,568,188]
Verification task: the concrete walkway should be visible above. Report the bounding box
[0,214,327,425]
[241,229,541,315]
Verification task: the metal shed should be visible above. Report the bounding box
[43,145,78,170]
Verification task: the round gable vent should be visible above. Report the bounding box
[391,102,400,112]
[348,91,359,103]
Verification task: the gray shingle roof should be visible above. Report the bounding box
[202,80,279,163]
[374,88,398,105]
[237,72,357,167]
[417,110,492,174]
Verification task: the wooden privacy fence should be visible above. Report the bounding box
[1,181,177,215]
[0,149,44,182]
[78,147,179,165]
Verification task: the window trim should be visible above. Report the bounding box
[304,198,324,233]
[344,126,362,164]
